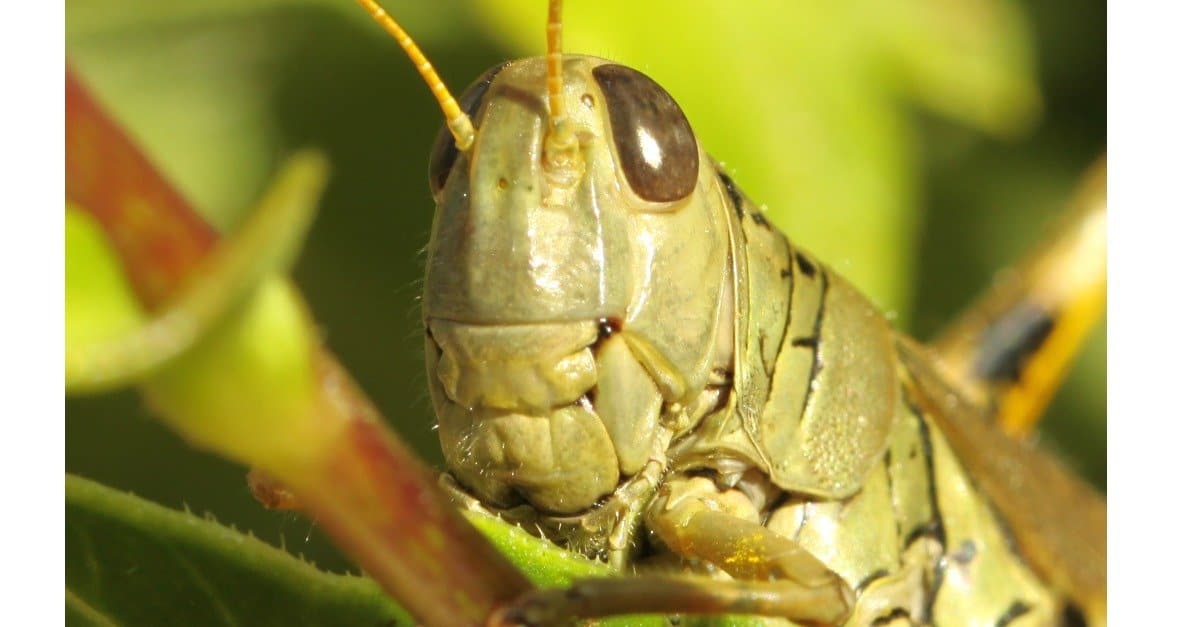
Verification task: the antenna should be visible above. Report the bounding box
[541,0,582,185]
[355,0,475,150]
[546,0,566,129]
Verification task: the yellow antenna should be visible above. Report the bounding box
[546,0,566,128]
[356,0,475,150]
[541,0,582,185]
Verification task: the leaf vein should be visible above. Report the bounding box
[164,545,239,627]
[66,588,121,627]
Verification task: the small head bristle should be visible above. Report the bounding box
[356,0,476,149]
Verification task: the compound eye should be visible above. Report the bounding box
[592,64,699,203]
[428,60,511,196]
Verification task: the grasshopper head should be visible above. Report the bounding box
[423,55,704,323]
[422,56,733,515]
[355,0,731,516]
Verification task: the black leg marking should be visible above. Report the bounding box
[857,569,890,593]
[995,600,1032,627]
[794,252,817,278]
[790,336,817,348]
[1059,601,1088,627]
[870,609,912,626]
[973,301,1057,383]
[903,520,944,549]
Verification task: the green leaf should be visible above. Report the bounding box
[65,206,146,350]
[65,0,457,231]
[464,512,614,587]
[66,474,411,625]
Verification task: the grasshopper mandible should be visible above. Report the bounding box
[356,1,1106,624]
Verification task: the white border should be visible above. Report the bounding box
[2,0,64,617]
[1109,1,1200,621]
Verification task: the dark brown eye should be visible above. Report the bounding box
[592,64,699,203]
[428,61,511,196]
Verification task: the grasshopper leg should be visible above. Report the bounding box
[66,151,329,394]
[931,156,1106,437]
[495,576,848,626]
[497,477,853,625]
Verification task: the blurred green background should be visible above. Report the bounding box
[66,0,1105,574]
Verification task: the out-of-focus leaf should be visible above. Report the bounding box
[66,150,329,395]
[66,473,411,626]
[67,20,278,229]
[68,1,317,228]
[470,0,1038,316]
[138,276,321,462]
[64,0,458,230]
[867,0,1040,135]
[65,206,145,350]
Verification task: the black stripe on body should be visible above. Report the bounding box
[790,336,817,348]
[905,392,948,621]
[870,609,911,626]
[906,393,947,548]
[974,301,1057,383]
[882,447,901,546]
[904,367,1064,626]
[793,269,831,422]
[716,169,745,219]
[760,233,797,384]
[759,248,827,446]
[794,252,817,278]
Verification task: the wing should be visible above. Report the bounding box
[898,336,1106,625]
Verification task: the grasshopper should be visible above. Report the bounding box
[355,1,1107,624]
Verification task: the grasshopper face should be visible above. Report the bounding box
[422,56,736,515]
